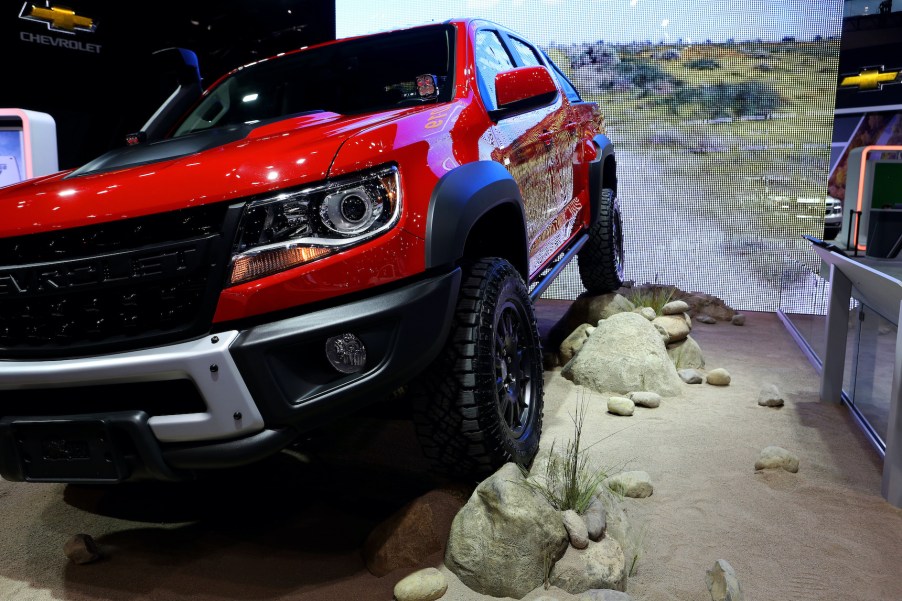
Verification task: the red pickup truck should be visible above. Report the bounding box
[0,18,622,483]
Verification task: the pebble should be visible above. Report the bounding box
[706,368,731,386]
[679,368,704,384]
[607,396,635,416]
[64,534,102,565]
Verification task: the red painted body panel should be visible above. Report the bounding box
[214,228,425,322]
[0,18,605,324]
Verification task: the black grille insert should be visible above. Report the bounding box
[0,380,206,418]
[0,204,230,264]
[0,203,242,358]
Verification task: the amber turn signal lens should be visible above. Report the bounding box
[230,246,331,285]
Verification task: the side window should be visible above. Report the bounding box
[475,30,515,111]
[509,37,543,68]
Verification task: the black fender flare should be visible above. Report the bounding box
[588,133,617,226]
[425,160,528,271]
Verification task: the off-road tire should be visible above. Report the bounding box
[410,257,544,478]
[578,188,624,294]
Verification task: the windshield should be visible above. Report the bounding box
[172,25,455,137]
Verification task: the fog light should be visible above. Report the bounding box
[325,333,367,374]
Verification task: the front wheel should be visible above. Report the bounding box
[410,258,544,478]
[578,188,624,294]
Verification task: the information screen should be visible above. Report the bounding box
[0,127,25,188]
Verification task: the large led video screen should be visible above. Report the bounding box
[337,1,843,311]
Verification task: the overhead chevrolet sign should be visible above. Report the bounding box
[17,2,101,53]
[18,2,95,34]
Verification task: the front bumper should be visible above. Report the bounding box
[0,268,460,482]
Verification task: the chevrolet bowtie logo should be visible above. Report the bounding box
[840,67,901,91]
[19,3,96,34]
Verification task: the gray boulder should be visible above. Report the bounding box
[706,368,731,386]
[394,568,448,601]
[550,537,627,594]
[731,314,746,326]
[706,559,743,601]
[757,384,784,407]
[562,312,683,396]
[679,368,704,384]
[445,463,568,598]
[628,391,661,408]
[560,323,594,364]
[755,446,799,473]
[561,293,636,333]
[652,315,690,343]
[582,497,607,541]
[600,498,635,563]
[604,471,653,498]
[563,509,590,549]
[607,396,635,416]
[661,300,690,315]
[667,335,705,369]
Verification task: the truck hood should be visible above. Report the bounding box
[0,110,406,238]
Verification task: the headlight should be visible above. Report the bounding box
[229,165,400,285]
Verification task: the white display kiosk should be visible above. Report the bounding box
[0,108,58,187]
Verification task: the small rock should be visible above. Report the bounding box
[604,471,653,498]
[394,567,448,601]
[550,537,627,593]
[661,300,690,315]
[757,384,784,407]
[607,396,635,416]
[64,534,102,565]
[581,590,635,601]
[731,314,746,326]
[706,368,731,386]
[634,307,656,320]
[755,446,799,473]
[563,509,590,549]
[696,314,717,324]
[679,368,704,384]
[582,497,607,541]
[706,559,743,601]
[628,391,661,408]
[652,315,690,343]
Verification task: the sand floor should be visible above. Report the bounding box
[0,306,900,601]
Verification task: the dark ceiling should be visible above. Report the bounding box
[1,0,335,168]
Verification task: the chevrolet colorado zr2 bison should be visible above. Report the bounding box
[0,19,622,483]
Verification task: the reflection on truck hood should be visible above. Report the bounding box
[0,109,408,238]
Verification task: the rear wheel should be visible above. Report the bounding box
[410,258,544,478]
[578,188,624,294]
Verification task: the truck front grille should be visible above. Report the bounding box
[0,204,241,358]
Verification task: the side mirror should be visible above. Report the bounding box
[489,65,559,121]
